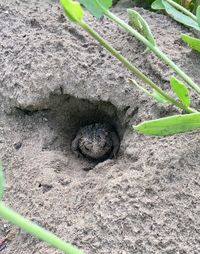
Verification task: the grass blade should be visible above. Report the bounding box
[128,9,156,48]
[129,78,168,103]
[151,0,165,10]
[79,0,112,18]
[151,90,168,103]
[0,203,85,254]
[60,0,83,22]
[133,113,200,136]
[170,76,190,107]
[161,0,200,31]
[196,5,200,26]
[181,34,200,53]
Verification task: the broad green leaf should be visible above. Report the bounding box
[79,0,112,18]
[133,113,200,136]
[161,0,200,31]
[196,5,200,27]
[181,33,200,52]
[128,9,156,47]
[0,161,3,200]
[170,76,190,107]
[60,0,83,22]
[151,0,165,10]
[152,90,168,103]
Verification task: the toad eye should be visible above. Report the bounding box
[103,142,108,148]
[84,143,92,151]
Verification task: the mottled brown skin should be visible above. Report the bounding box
[71,123,120,161]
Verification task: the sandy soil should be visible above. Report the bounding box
[0,0,200,253]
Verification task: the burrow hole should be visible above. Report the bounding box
[46,94,128,161]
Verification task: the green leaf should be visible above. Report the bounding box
[133,113,200,136]
[60,0,83,22]
[161,0,200,31]
[128,9,156,47]
[181,33,200,52]
[151,0,165,10]
[79,0,112,18]
[197,5,200,27]
[170,76,190,107]
[0,161,3,200]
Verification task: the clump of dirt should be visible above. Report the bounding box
[1,0,200,254]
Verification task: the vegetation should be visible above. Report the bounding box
[113,0,200,13]
[152,0,200,31]
[0,162,84,254]
[1,1,200,254]
[60,0,200,136]
[152,0,200,53]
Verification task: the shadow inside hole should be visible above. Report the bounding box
[46,94,126,161]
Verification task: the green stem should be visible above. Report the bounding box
[129,78,153,97]
[79,21,195,113]
[0,202,84,254]
[165,0,197,21]
[79,21,155,89]
[104,10,200,95]
[129,78,196,113]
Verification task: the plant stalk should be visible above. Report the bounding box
[79,21,195,113]
[0,202,84,254]
[104,10,200,95]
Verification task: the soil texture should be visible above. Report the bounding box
[0,0,200,253]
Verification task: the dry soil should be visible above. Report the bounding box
[1,0,200,253]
